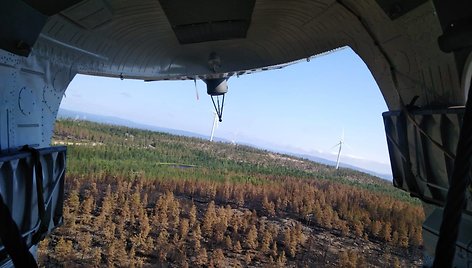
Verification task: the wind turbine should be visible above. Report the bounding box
[231,130,239,145]
[209,111,219,142]
[332,129,344,170]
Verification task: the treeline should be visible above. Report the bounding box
[54,119,417,203]
[38,119,425,267]
[39,174,422,267]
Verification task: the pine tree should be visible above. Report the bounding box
[347,250,358,268]
[267,254,277,264]
[322,207,333,228]
[100,185,114,217]
[271,241,278,258]
[293,222,303,243]
[277,250,287,267]
[78,232,92,260]
[91,247,102,267]
[203,201,217,235]
[63,208,76,232]
[81,194,94,223]
[169,197,181,229]
[213,221,227,244]
[339,251,350,267]
[195,247,208,266]
[139,209,151,242]
[339,221,349,236]
[246,225,258,250]
[382,222,392,242]
[115,240,129,265]
[398,229,409,248]
[67,190,80,213]
[212,249,225,268]
[193,224,203,253]
[353,219,364,236]
[224,235,232,250]
[393,256,401,268]
[284,228,297,257]
[234,241,242,253]
[156,229,169,262]
[128,245,136,266]
[194,223,203,241]
[236,191,244,207]
[106,240,116,266]
[121,197,131,221]
[392,231,399,245]
[261,229,272,253]
[370,220,382,237]
[103,224,116,244]
[262,195,276,216]
[179,218,190,239]
[244,253,252,264]
[55,237,73,263]
[410,227,422,246]
[189,203,198,227]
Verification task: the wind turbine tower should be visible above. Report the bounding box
[334,130,344,170]
[209,111,218,142]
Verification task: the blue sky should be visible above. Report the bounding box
[61,47,392,175]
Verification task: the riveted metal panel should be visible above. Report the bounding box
[0,146,66,265]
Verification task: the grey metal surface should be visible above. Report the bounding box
[384,108,472,267]
[0,49,76,150]
[26,0,462,110]
[423,208,472,267]
[0,147,66,266]
[383,108,470,209]
[0,0,471,266]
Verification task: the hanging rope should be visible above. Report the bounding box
[194,78,199,101]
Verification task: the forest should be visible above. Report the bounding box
[38,119,424,267]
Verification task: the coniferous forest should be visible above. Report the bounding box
[38,119,424,267]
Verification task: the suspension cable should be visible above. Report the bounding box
[211,95,225,122]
